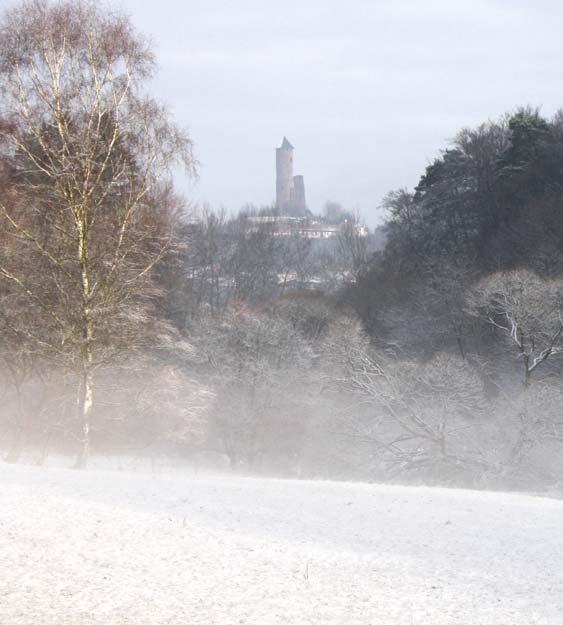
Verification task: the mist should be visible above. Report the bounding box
[115,0,563,226]
[2,1,563,624]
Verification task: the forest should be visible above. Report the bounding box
[2,0,563,492]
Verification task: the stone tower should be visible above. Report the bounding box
[276,136,294,213]
[276,137,306,215]
[292,175,306,215]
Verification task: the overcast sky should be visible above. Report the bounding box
[112,0,562,225]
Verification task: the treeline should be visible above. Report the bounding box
[352,108,563,347]
[3,0,563,490]
[343,107,563,488]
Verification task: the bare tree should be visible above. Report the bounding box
[0,0,194,466]
[191,303,313,470]
[183,207,229,314]
[336,212,369,282]
[319,316,495,482]
[466,270,563,387]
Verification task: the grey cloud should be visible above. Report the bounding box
[116,0,563,225]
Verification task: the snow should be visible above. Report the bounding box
[2,463,563,624]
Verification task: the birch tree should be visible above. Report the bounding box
[0,0,194,466]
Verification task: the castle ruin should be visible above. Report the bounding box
[276,137,307,216]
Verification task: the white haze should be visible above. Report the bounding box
[2,1,563,623]
[114,0,563,225]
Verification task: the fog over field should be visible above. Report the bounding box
[2,0,563,623]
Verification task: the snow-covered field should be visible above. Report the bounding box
[2,463,562,625]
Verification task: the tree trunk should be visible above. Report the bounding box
[75,210,94,469]
[523,354,531,388]
[5,381,25,463]
[456,334,466,361]
[75,366,94,469]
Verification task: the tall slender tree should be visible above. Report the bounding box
[0,0,194,466]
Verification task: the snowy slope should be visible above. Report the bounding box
[1,463,562,625]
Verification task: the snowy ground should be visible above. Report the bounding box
[1,463,563,625]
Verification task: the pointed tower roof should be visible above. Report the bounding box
[280,136,294,150]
